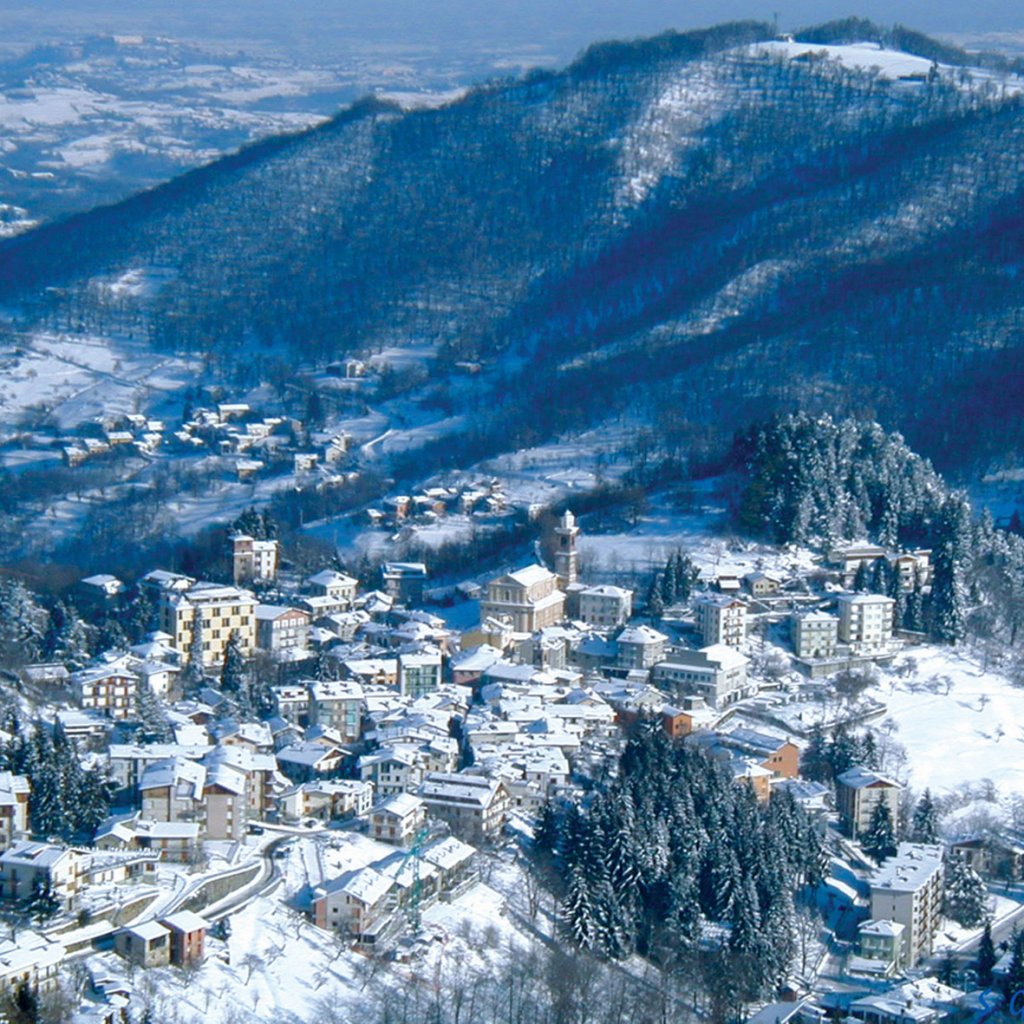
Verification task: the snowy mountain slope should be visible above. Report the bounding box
[0,19,1023,496]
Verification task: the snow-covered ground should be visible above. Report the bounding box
[867,648,1024,797]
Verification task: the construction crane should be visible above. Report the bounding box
[402,825,431,933]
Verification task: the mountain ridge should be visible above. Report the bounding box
[1,18,1023,480]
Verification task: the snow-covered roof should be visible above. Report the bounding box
[322,866,393,905]
[124,920,170,942]
[373,792,425,819]
[420,836,476,871]
[871,843,943,892]
[836,766,900,790]
[617,624,668,645]
[505,564,554,587]
[160,910,208,933]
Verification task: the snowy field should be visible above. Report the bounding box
[868,648,1024,797]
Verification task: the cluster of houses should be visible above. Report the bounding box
[57,399,355,485]
[365,477,510,531]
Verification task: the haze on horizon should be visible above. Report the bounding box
[1,0,1023,64]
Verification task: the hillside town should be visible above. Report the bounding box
[0,494,1016,1024]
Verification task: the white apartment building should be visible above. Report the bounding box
[254,605,310,653]
[836,593,895,651]
[231,534,279,584]
[869,843,944,967]
[791,610,839,659]
[577,585,633,628]
[835,766,902,839]
[652,644,751,708]
[694,594,748,647]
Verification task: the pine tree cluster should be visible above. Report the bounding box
[0,721,111,841]
[541,725,824,1000]
[644,549,700,616]
[799,724,880,785]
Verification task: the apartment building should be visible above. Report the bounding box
[836,766,902,839]
[254,605,310,653]
[837,593,896,651]
[694,594,748,648]
[418,772,510,844]
[791,610,839,660]
[869,843,944,967]
[158,582,257,667]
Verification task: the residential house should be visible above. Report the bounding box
[837,593,896,652]
[254,606,310,653]
[231,533,279,584]
[278,780,374,822]
[615,625,669,672]
[308,680,365,743]
[139,757,206,828]
[115,921,171,968]
[313,867,395,944]
[418,772,510,844]
[369,793,428,846]
[0,842,80,910]
[381,563,428,607]
[836,767,902,839]
[0,774,30,850]
[949,831,1024,883]
[652,645,751,708]
[718,729,800,779]
[854,919,906,977]
[72,663,139,720]
[576,585,633,629]
[275,743,345,782]
[791,610,839,660]
[398,650,443,699]
[744,571,780,597]
[159,911,208,967]
[306,570,359,608]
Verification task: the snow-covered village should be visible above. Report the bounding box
[4,5,1024,1024]
[0,398,1021,1024]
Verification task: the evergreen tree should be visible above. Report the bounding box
[905,582,926,633]
[646,578,665,618]
[853,561,872,593]
[26,876,59,925]
[976,920,996,987]
[931,540,967,643]
[862,801,897,862]
[220,631,246,694]
[911,789,939,843]
[870,558,891,595]
[943,858,989,928]
[675,551,698,602]
[1001,929,1024,1001]
[184,612,206,693]
[661,555,678,606]
[861,732,879,771]
[800,725,831,784]
[828,725,860,780]
[133,683,173,743]
[533,801,560,856]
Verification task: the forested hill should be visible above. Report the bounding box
[2,18,1024,474]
